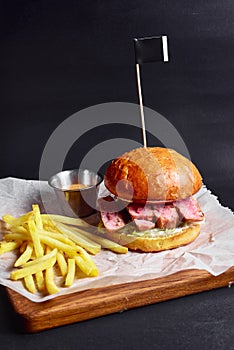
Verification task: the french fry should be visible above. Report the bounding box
[3,212,33,227]
[74,255,98,277]
[10,226,29,235]
[10,249,57,280]
[35,271,45,292]
[44,244,59,294]
[24,274,36,294]
[32,210,46,292]
[55,222,101,255]
[2,214,17,226]
[0,241,21,254]
[28,219,44,258]
[45,267,60,294]
[68,226,128,254]
[65,258,75,287]
[41,217,58,232]
[41,214,89,227]
[14,242,33,267]
[40,229,99,277]
[32,204,43,230]
[1,204,104,295]
[39,229,77,247]
[4,232,30,242]
[56,251,68,276]
[39,235,78,256]
[5,229,77,251]
[73,245,98,277]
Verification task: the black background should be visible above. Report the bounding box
[0,1,233,349]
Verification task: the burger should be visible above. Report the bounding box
[98,147,204,252]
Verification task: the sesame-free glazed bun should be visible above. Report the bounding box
[103,223,201,252]
[104,147,202,202]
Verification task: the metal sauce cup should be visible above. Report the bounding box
[48,169,103,217]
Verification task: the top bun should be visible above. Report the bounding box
[104,147,202,202]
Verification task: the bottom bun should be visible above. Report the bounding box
[103,223,201,252]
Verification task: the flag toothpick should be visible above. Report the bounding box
[133,35,169,148]
[135,63,147,148]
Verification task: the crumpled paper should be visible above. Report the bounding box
[0,177,233,303]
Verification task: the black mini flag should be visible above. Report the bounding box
[133,35,169,64]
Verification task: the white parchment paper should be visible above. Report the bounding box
[0,177,233,303]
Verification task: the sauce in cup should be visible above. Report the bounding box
[65,183,91,191]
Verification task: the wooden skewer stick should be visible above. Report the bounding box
[136,63,147,148]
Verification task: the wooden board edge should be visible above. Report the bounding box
[6,267,234,333]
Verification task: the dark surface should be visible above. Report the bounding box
[0,1,233,349]
[0,285,233,350]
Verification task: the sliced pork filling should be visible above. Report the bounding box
[99,196,203,231]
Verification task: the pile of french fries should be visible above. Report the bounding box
[0,204,127,295]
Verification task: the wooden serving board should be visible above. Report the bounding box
[6,267,234,333]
